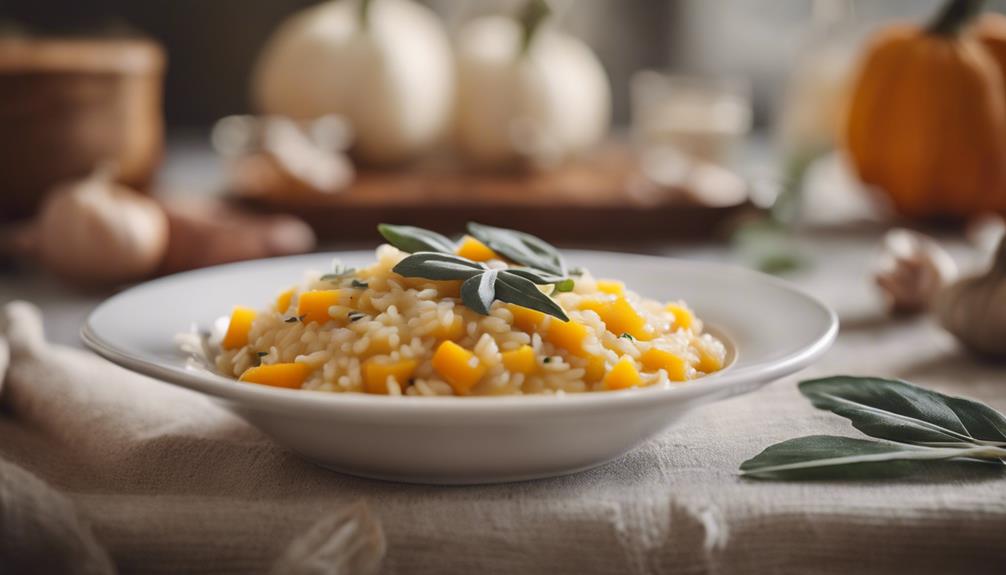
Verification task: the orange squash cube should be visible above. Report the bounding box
[603,356,642,390]
[501,345,536,374]
[363,358,418,394]
[222,306,256,350]
[456,235,499,262]
[584,354,607,383]
[366,337,393,356]
[508,304,546,332]
[640,348,687,381]
[297,290,341,324]
[665,303,694,331]
[546,319,590,356]
[275,288,295,313]
[595,279,625,296]
[239,362,311,389]
[578,298,609,315]
[695,347,723,373]
[432,341,487,395]
[591,297,652,341]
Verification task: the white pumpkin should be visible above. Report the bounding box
[454,8,611,167]
[252,0,454,165]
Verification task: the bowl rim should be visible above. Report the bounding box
[81,249,839,417]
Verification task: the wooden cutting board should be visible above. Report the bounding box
[231,144,755,242]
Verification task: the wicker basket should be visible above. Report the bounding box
[0,37,165,220]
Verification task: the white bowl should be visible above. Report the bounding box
[82,250,837,484]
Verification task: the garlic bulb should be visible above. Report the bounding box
[934,236,1006,359]
[252,0,454,165]
[454,0,611,168]
[873,228,957,314]
[37,166,169,285]
[213,114,354,196]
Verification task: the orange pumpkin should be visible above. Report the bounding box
[976,12,1006,79]
[844,0,1006,219]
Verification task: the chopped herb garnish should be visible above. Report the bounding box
[543,357,553,364]
[620,333,635,341]
[553,278,575,293]
[284,317,299,323]
[351,279,369,289]
[348,312,366,322]
[321,263,356,282]
[257,351,268,357]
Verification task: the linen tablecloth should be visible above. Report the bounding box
[2,278,1006,574]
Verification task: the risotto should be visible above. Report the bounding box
[195,223,727,396]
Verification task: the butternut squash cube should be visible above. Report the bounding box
[584,354,607,383]
[595,279,625,296]
[275,288,295,313]
[508,304,546,332]
[456,235,498,262]
[695,348,723,373]
[640,348,687,381]
[297,290,341,324]
[546,319,589,357]
[366,337,394,356]
[222,306,256,350]
[665,303,694,331]
[432,341,487,395]
[239,362,311,389]
[432,280,462,299]
[603,356,641,390]
[363,358,418,394]
[596,297,652,341]
[501,345,536,374]
[578,298,609,315]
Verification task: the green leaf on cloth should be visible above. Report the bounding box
[740,435,1006,480]
[799,376,1006,447]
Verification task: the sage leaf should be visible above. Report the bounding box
[799,377,1006,447]
[378,224,456,254]
[461,269,498,315]
[392,253,485,281]
[467,222,566,276]
[504,267,567,285]
[494,271,569,322]
[740,435,1006,480]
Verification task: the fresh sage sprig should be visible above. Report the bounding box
[392,252,569,321]
[377,224,456,255]
[466,221,567,277]
[740,376,1006,480]
[378,222,575,306]
[378,222,570,280]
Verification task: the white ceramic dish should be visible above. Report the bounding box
[82,250,837,484]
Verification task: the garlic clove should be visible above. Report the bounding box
[37,166,168,286]
[934,235,1006,359]
[214,115,355,197]
[873,228,957,314]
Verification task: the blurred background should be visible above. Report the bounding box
[4,0,997,126]
[4,0,1006,337]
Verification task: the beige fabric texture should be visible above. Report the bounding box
[1,299,1005,574]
